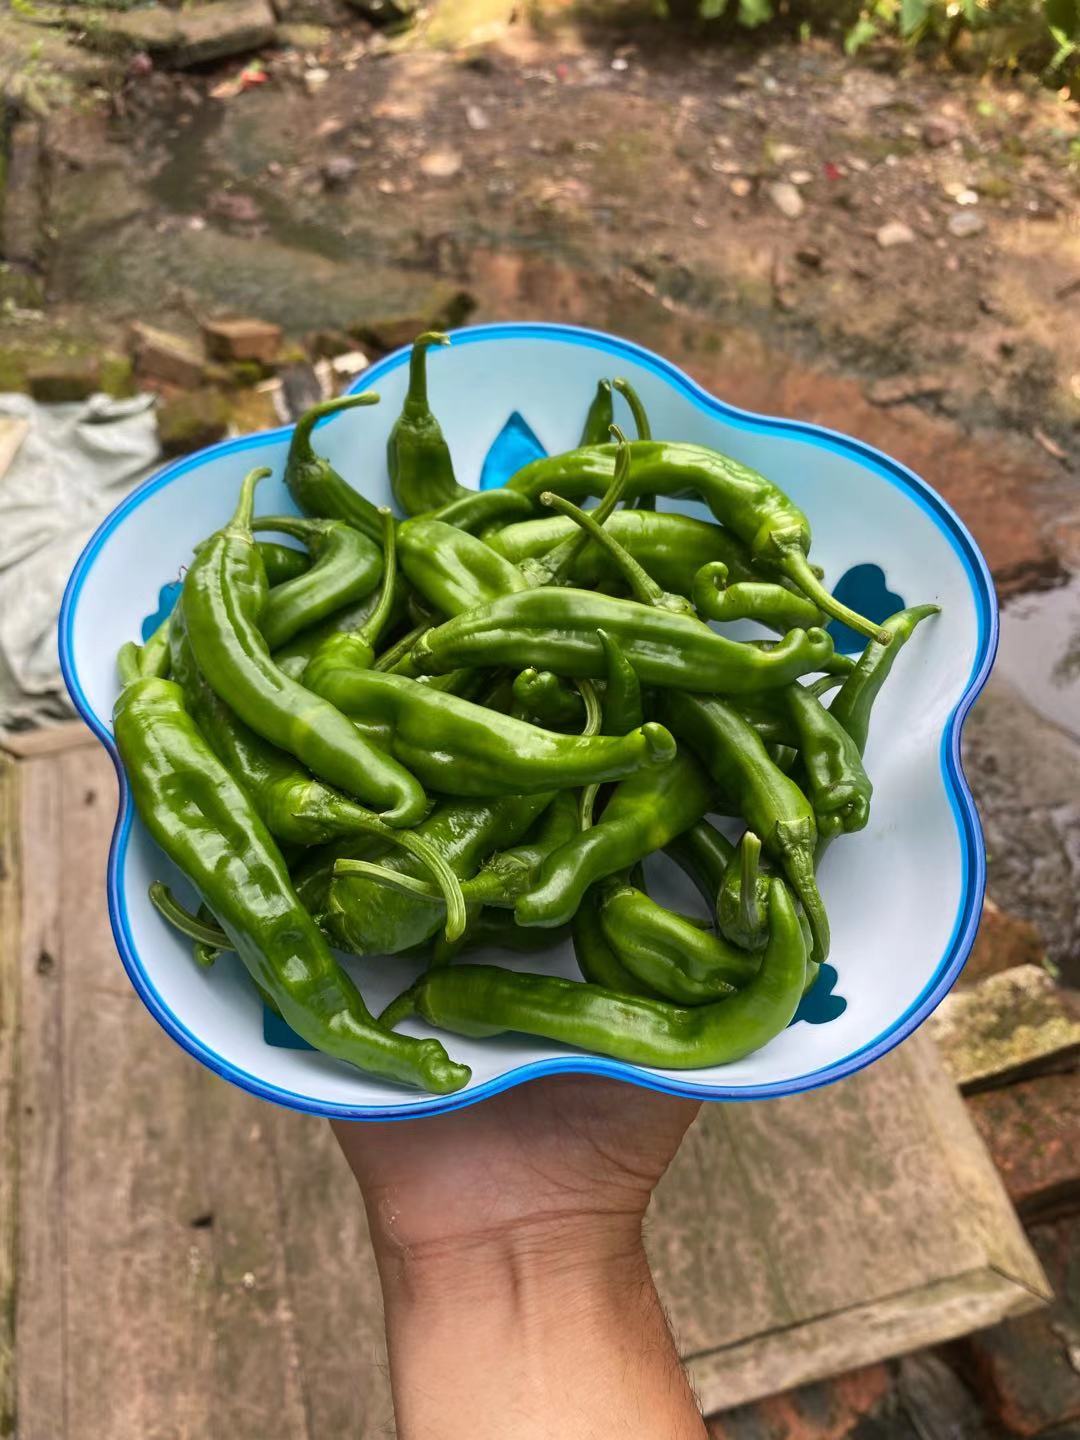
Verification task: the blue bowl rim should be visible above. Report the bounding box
[58,320,998,1121]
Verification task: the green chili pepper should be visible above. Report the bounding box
[597,628,642,733]
[829,604,941,755]
[302,664,676,798]
[511,669,584,729]
[398,517,530,617]
[486,510,771,598]
[385,877,806,1070]
[665,819,735,915]
[149,880,230,949]
[299,508,401,680]
[429,487,535,533]
[657,691,829,962]
[598,877,757,1003]
[783,683,872,836]
[411,587,835,694]
[572,885,661,997]
[507,441,890,644]
[259,540,310,587]
[272,584,409,681]
[692,561,825,632]
[168,612,466,937]
[715,830,769,951]
[251,515,383,651]
[579,379,614,446]
[427,910,573,968]
[301,792,554,956]
[113,644,468,1094]
[515,749,713,928]
[387,333,471,515]
[285,393,385,542]
[612,378,652,443]
[182,467,425,824]
[334,790,581,912]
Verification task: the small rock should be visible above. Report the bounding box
[795,245,823,268]
[876,220,915,248]
[304,329,355,359]
[27,359,101,405]
[865,373,948,406]
[465,104,489,131]
[321,155,358,188]
[130,322,206,389]
[767,181,804,220]
[419,149,463,180]
[954,187,979,206]
[92,0,277,69]
[770,142,800,165]
[789,169,813,186]
[349,287,476,354]
[201,317,282,366]
[948,211,986,239]
[927,965,1080,1092]
[304,66,329,92]
[730,177,753,199]
[922,116,958,149]
[207,190,262,226]
[330,350,369,381]
[157,388,230,456]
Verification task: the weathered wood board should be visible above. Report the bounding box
[1,731,1048,1437]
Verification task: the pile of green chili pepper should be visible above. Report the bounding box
[114,333,940,1095]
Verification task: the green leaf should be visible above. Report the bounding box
[699,0,727,16]
[844,14,880,50]
[899,0,929,35]
[737,0,773,25]
[1044,0,1079,37]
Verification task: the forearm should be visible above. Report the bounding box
[369,1214,707,1440]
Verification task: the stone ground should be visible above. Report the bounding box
[1,0,1079,1433]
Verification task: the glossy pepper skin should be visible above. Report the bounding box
[658,691,830,963]
[252,514,383,651]
[487,510,766,599]
[286,393,385,543]
[579,379,614,446]
[398,517,529,617]
[112,646,469,1094]
[300,792,553,956]
[182,467,426,824]
[259,541,310,587]
[387,333,471,515]
[507,441,890,644]
[597,628,643,733]
[511,668,584,729]
[410,587,835,694]
[783,683,872,836]
[386,878,806,1070]
[692,562,825,633]
[572,885,661,997]
[515,749,714,928]
[301,663,677,798]
[271,585,408,681]
[829,604,941,755]
[428,487,534,533]
[598,878,757,1003]
[717,830,771,951]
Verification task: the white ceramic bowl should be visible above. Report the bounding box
[59,323,996,1119]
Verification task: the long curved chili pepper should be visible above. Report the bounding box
[612,377,652,442]
[579,379,614,446]
[169,613,467,938]
[784,683,872,836]
[258,540,310,587]
[486,509,776,599]
[384,877,807,1070]
[113,643,468,1094]
[301,663,676,798]
[252,514,383,651]
[572,885,661,997]
[598,878,757,1003]
[182,467,426,824]
[597,628,643,733]
[272,586,409,680]
[409,587,836,694]
[657,690,829,962]
[507,441,890,644]
[515,749,714,928]
[301,508,401,678]
[692,561,825,632]
[428,487,534,533]
[829,604,941,755]
[387,332,471,515]
[398,516,530,617]
[300,792,554,957]
[285,393,385,542]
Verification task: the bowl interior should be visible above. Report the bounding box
[61,323,993,1118]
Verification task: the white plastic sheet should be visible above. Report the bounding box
[0,391,160,727]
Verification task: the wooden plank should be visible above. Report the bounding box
[262,1108,395,1438]
[0,755,20,1438]
[687,1264,1043,1416]
[0,722,98,760]
[57,747,219,1440]
[14,755,67,1440]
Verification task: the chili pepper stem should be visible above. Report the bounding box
[358,508,398,650]
[226,465,272,536]
[149,881,231,949]
[380,984,422,1029]
[193,941,220,968]
[335,859,438,899]
[612,378,652,442]
[738,832,763,939]
[291,393,380,467]
[405,332,450,411]
[540,489,663,608]
[775,541,892,645]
